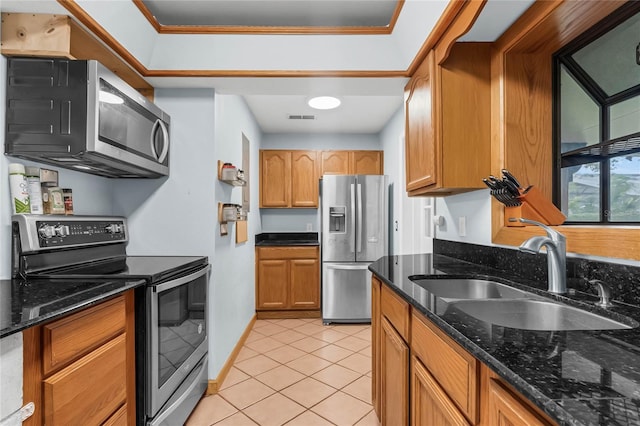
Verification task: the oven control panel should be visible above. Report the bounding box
[36,219,127,248]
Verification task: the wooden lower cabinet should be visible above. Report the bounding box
[412,356,471,426]
[372,277,557,426]
[486,375,553,426]
[23,291,136,426]
[371,276,381,417]
[380,317,409,426]
[256,246,320,318]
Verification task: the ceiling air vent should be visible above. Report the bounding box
[288,114,316,120]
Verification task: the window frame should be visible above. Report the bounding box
[552,3,640,225]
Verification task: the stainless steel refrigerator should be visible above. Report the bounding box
[321,175,389,324]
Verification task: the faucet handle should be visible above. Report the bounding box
[589,279,614,308]
[508,218,565,242]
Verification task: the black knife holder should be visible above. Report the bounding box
[504,187,566,227]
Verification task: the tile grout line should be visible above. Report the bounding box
[191,319,376,426]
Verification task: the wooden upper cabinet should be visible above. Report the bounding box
[260,150,291,207]
[405,50,437,193]
[404,1,491,197]
[320,151,351,175]
[405,43,491,196]
[291,151,319,207]
[260,150,318,208]
[351,151,383,175]
[321,150,383,176]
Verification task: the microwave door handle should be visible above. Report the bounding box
[151,119,170,163]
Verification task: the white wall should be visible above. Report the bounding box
[378,104,492,249]
[111,89,217,257]
[434,191,492,245]
[260,133,382,231]
[210,94,262,376]
[379,107,404,254]
[110,89,264,379]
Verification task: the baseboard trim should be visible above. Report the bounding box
[206,313,257,395]
[256,310,321,319]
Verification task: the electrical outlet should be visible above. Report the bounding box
[306,223,312,231]
[458,216,467,237]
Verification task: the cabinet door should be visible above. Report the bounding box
[320,151,350,175]
[488,379,551,426]
[289,258,320,309]
[291,150,319,207]
[351,151,383,175]
[371,276,381,418]
[381,317,409,426]
[405,50,436,193]
[261,150,291,207]
[257,259,288,309]
[412,356,470,426]
[43,334,127,426]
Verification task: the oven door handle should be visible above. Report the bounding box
[154,264,210,293]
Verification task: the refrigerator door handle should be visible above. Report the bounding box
[356,183,363,253]
[325,263,370,271]
[350,183,356,253]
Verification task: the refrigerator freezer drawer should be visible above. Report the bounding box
[322,262,372,324]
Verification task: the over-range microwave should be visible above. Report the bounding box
[5,57,170,178]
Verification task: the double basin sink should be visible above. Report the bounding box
[409,277,637,331]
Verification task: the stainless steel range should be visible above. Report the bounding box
[12,215,210,426]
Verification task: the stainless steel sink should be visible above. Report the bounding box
[451,299,636,331]
[410,278,532,300]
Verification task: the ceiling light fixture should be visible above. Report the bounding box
[308,96,341,110]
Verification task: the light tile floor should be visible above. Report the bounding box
[186,318,380,426]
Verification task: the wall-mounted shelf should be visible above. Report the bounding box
[218,160,246,187]
[218,202,247,236]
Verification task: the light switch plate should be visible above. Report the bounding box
[458,216,467,237]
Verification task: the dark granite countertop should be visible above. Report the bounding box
[0,278,145,338]
[255,232,319,246]
[369,254,640,426]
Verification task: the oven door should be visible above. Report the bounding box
[147,264,210,419]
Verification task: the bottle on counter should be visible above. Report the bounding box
[8,163,31,214]
[62,188,74,215]
[25,166,44,214]
[43,187,65,215]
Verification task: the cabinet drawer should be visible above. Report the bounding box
[412,356,471,426]
[102,404,127,426]
[257,246,318,260]
[381,284,410,341]
[43,295,126,375]
[411,312,478,424]
[43,333,127,425]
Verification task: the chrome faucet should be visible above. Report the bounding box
[510,218,567,294]
[589,279,614,308]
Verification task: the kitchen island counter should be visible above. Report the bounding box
[370,253,640,426]
[0,278,145,338]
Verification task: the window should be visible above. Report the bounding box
[554,4,640,224]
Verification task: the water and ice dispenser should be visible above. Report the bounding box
[329,206,346,233]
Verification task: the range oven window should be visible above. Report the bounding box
[156,272,207,387]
